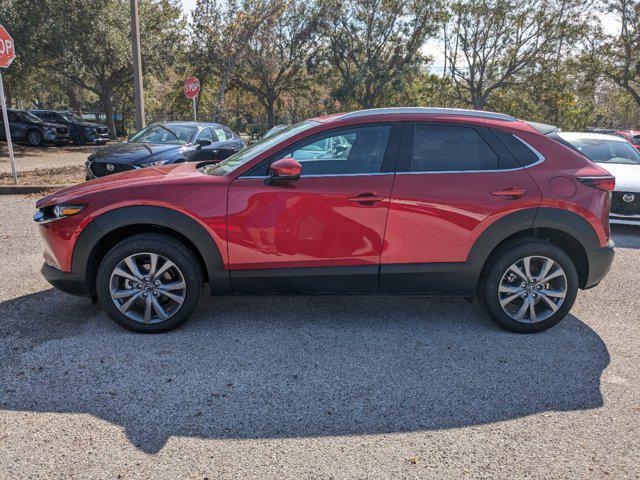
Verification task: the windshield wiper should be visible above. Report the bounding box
[157,124,180,141]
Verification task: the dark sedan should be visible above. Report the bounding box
[31,110,110,145]
[85,122,245,179]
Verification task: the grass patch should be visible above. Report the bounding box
[0,165,84,186]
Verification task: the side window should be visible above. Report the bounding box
[632,135,640,146]
[410,124,499,172]
[195,127,214,142]
[492,130,540,166]
[272,125,391,176]
[214,128,227,141]
[223,127,235,139]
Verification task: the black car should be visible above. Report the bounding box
[30,110,110,145]
[0,109,70,147]
[85,121,246,179]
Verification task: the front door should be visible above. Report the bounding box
[227,123,401,293]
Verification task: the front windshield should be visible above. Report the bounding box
[17,111,43,123]
[206,120,320,175]
[60,112,85,123]
[569,138,640,165]
[129,124,197,145]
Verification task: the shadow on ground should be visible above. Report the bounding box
[0,288,609,453]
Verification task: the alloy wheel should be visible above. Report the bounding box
[497,255,567,323]
[109,252,186,324]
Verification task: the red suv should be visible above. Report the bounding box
[35,108,615,333]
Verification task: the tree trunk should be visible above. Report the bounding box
[266,96,276,129]
[100,88,117,139]
[214,60,232,122]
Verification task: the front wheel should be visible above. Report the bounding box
[483,241,579,333]
[26,129,44,147]
[96,234,203,333]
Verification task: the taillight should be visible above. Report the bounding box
[577,176,615,192]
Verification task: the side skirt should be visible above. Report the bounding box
[228,263,480,296]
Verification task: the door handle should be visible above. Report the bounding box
[490,188,527,199]
[348,192,385,205]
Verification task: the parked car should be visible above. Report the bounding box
[84,122,245,179]
[30,110,110,145]
[613,129,640,153]
[0,109,70,146]
[558,132,640,225]
[35,107,615,334]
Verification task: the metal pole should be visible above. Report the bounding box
[192,96,197,122]
[0,71,17,185]
[130,0,145,131]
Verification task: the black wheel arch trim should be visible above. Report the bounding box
[466,206,602,275]
[71,205,231,294]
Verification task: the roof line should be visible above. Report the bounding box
[338,107,517,122]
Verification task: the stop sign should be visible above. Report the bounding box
[184,76,200,99]
[0,26,15,69]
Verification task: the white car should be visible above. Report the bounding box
[558,132,640,225]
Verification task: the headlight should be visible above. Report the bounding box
[139,159,169,168]
[34,204,86,224]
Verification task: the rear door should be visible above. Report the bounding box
[227,123,402,293]
[380,122,542,294]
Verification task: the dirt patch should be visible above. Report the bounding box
[0,142,104,174]
[0,165,83,186]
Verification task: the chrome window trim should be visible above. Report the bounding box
[238,133,546,179]
[239,172,395,179]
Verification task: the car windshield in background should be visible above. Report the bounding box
[570,138,640,165]
[18,111,44,123]
[60,112,85,123]
[205,120,319,175]
[129,124,197,145]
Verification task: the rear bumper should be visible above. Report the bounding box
[584,239,615,289]
[41,262,90,296]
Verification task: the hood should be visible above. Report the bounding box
[596,162,640,192]
[36,162,223,208]
[90,141,184,164]
[72,121,107,129]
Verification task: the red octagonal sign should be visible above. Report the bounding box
[184,76,200,99]
[0,26,15,69]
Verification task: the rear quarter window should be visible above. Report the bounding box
[492,130,540,166]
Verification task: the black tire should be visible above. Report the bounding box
[483,240,579,333]
[96,233,203,333]
[26,129,44,147]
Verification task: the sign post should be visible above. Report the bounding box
[184,76,200,122]
[0,25,16,185]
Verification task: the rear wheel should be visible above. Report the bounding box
[96,234,203,333]
[483,241,578,333]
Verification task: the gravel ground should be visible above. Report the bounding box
[0,195,638,479]
[0,144,100,174]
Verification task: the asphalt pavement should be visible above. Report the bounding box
[0,195,638,479]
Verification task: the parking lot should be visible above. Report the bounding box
[0,194,638,478]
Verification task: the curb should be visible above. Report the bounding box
[0,184,71,195]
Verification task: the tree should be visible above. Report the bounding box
[598,0,640,107]
[228,0,322,128]
[443,0,588,110]
[29,0,185,137]
[191,0,285,121]
[320,0,445,109]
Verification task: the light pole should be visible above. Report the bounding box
[130,0,145,131]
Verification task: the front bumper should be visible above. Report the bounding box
[41,262,90,296]
[584,239,615,289]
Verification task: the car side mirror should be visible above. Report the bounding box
[196,139,212,148]
[266,157,301,185]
